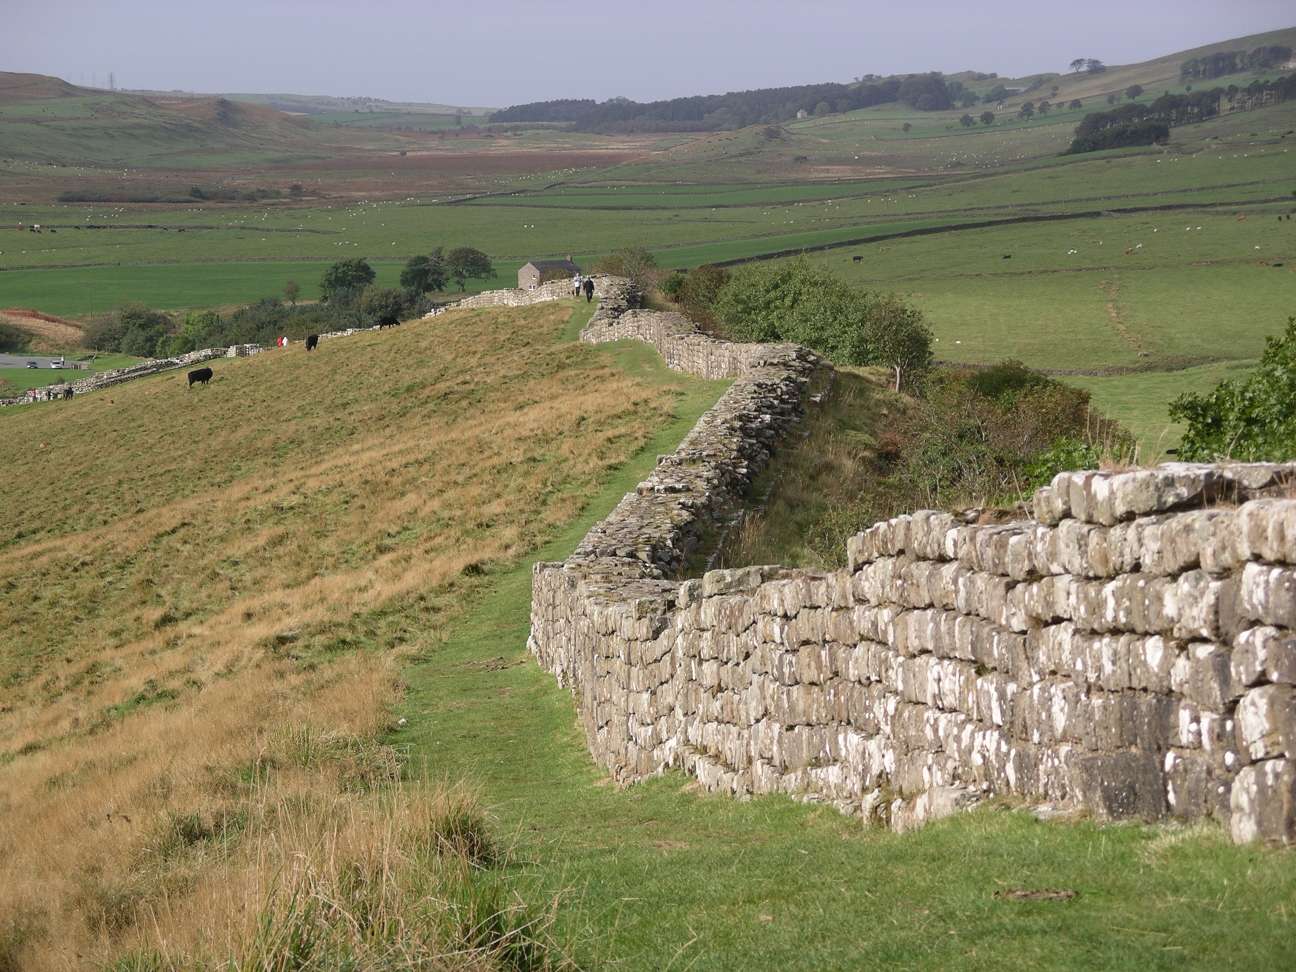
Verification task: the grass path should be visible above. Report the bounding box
[398,304,1295,970]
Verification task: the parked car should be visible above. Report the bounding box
[25,361,37,369]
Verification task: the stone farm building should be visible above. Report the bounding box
[519,259,581,289]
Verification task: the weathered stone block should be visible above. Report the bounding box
[1071,752,1167,820]
[1230,759,1296,844]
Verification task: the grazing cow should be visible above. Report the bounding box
[187,367,213,388]
[63,387,73,400]
[852,255,863,263]
[1002,254,1012,259]
[305,334,319,351]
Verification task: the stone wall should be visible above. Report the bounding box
[425,276,619,313]
[529,291,1296,844]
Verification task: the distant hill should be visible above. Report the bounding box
[128,89,495,118]
[0,73,357,167]
[492,25,1296,132]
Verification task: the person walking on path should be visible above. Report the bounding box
[572,272,582,297]
[582,277,595,302]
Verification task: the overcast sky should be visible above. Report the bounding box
[6,0,1294,107]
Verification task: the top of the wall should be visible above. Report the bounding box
[1034,463,1296,526]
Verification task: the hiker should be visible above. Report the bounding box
[583,277,595,302]
[572,272,582,297]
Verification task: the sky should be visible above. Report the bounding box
[6,0,1294,108]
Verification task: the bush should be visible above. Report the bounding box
[85,305,173,356]
[892,365,1126,507]
[675,264,730,327]
[0,322,28,353]
[593,246,660,293]
[1170,317,1296,461]
[713,260,931,387]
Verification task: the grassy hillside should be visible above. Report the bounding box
[0,300,691,967]
[0,76,342,168]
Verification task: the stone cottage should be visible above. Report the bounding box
[519,258,581,290]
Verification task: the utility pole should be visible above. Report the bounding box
[108,72,116,91]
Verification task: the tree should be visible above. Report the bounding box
[959,114,975,128]
[400,250,447,293]
[1084,59,1106,74]
[897,73,953,111]
[1170,317,1296,461]
[901,121,912,132]
[959,92,979,109]
[1068,99,1083,109]
[593,246,660,293]
[869,294,933,391]
[444,247,494,291]
[360,287,406,326]
[1018,101,1035,119]
[283,280,300,306]
[1069,58,1087,73]
[320,258,375,303]
[1125,84,1144,101]
[980,111,995,125]
[1037,100,1051,115]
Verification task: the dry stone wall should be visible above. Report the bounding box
[529,288,1296,844]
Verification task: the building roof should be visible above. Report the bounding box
[523,259,581,272]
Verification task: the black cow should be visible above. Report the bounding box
[63,387,73,400]
[305,334,319,351]
[852,255,863,263]
[376,316,399,329]
[187,367,213,388]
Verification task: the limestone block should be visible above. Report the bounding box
[1071,751,1168,820]
[1237,499,1296,565]
[1232,626,1296,688]
[1235,684,1296,760]
[1238,562,1296,627]
[1230,759,1296,844]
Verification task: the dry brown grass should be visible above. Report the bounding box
[0,302,674,969]
[0,308,85,350]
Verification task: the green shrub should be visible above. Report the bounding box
[1170,316,1296,461]
[714,259,931,388]
[0,322,28,354]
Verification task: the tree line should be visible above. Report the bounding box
[1065,72,1296,153]
[491,73,990,133]
[1181,45,1292,81]
[86,248,496,357]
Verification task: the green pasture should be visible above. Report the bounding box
[313,109,463,130]
[392,311,1296,970]
[0,260,522,317]
[803,207,1295,454]
[0,353,140,393]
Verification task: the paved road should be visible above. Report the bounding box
[0,354,67,368]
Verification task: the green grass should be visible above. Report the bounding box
[0,261,525,317]
[1070,359,1261,459]
[396,327,1296,971]
[0,353,140,393]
